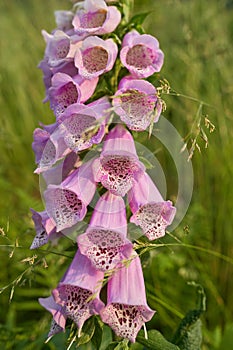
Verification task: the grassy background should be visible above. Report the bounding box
[0,0,233,349]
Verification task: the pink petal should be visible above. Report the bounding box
[100,255,155,342]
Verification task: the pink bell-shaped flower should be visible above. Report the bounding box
[44,159,96,231]
[113,76,162,131]
[72,0,121,37]
[100,254,155,342]
[93,124,145,197]
[128,172,176,240]
[30,209,58,249]
[77,191,133,272]
[39,295,67,340]
[74,36,118,80]
[120,30,164,78]
[53,249,104,336]
[47,72,99,118]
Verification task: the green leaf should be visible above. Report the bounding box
[99,325,113,350]
[105,339,129,350]
[105,342,120,350]
[92,317,103,350]
[172,283,206,350]
[128,12,150,27]
[76,317,95,347]
[136,330,180,350]
[114,339,129,350]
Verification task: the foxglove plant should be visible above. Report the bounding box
[31,0,178,347]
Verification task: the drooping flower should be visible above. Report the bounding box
[44,159,96,231]
[42,30,71,67]
[38,58,79,98]
[33,122,70,174]
[53,96,111,153]
[78,191,133,272]
[112,76,163,131]
[100,254,155,342]
[120,30,164,78]
[53,249,104,336]
[39,295,67,340]
[74,36,118,79]
[93,124,145,196]
[72,0,121,37]
[47,72,99,118]
[30,209,58,249]
[54,10,74,33]
[128,172,176,240]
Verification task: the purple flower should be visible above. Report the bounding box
[54,10,74,33]
[39,295,67,339]
[72,0,121,36]
[93,125,145,196]
[39,58,79,101]
[44,159,96,231]
[42,30,71,67]
[53,96,110,153]
[128,172,176,240]
[53,249,104,336]
[47,72,99,118]
[30,209,59,249]
[113,76,162,131]
[74,36,118,79]
[33,122,70,174]
[100,254,155,342]
[120,30,164,78]
[78,191,133,272]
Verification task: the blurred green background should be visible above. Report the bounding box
[0,0,232,349]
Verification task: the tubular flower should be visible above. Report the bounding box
[77,191,133,272]
[39,295,67,340]
[72,0,121,37]
[128,172,176,240]
[30,209,58,249]
[42,30,71,67]
[44,159,96,231]
[74,36,118,79]
[93,124,145,197]
[120,30,164,78]
[47,72,99,118]
[52,96,110,153]
[112,76,162,131]
[52,249,104,336]
[100,254,155,342]
[33,122,70,174]
[54,10,74,33]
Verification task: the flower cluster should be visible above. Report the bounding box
[31,0,176,344]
